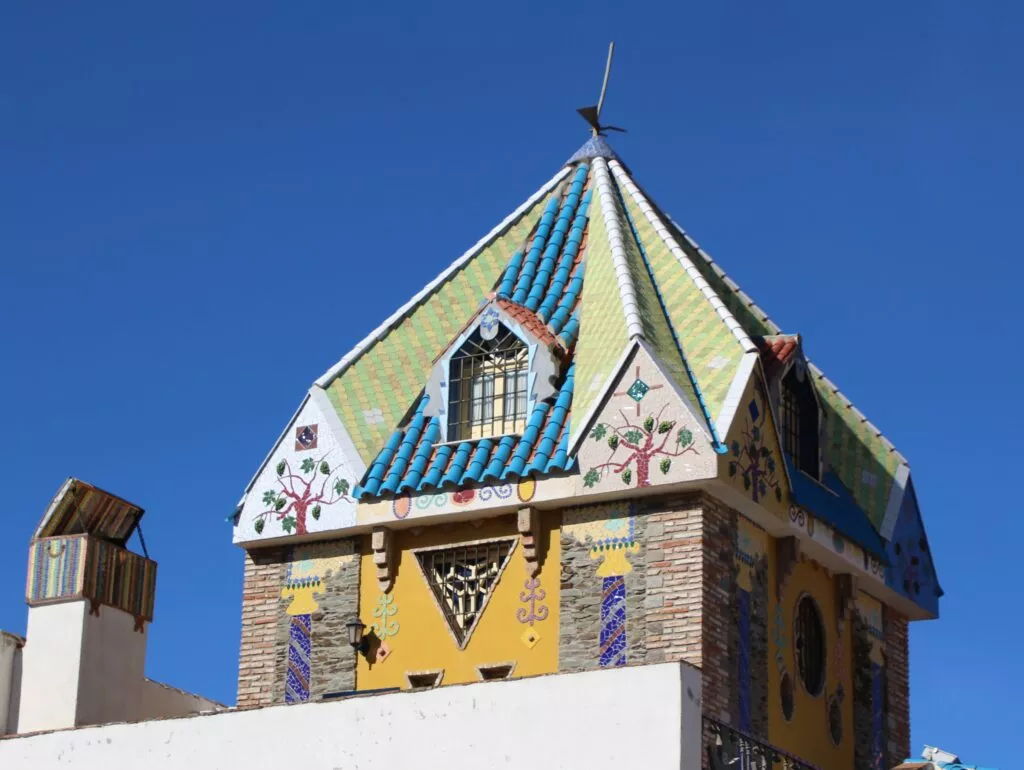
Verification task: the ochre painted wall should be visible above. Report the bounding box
[356,514,559,689]
[719,372,790,521]
[768,546,854,770]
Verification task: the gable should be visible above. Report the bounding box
[884,478,941,616]
[576,342,716,494]
[234,393,362,544]
[718,367,790,521]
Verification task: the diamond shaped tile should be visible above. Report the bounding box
[521,628,541,648]
[748,399,760,422]
[626,379,650,402]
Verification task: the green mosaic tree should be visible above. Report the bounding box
[253,454,352,535]
[584,405,697,488]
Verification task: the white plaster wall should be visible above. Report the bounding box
[235,396,361,544]
[0,662,703,770]
[139,679,221,720]
[76,605,147,728]
[18,603,85,733]
[0,631,23,735]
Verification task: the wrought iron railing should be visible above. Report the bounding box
[705,718,820,770]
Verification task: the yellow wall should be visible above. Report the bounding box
[720,372,789,520]
[768,544,854,770]
[356,514,560,689]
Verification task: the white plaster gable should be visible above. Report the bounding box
[233,393,361,545]
[575,342,717,495]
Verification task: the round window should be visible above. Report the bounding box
[828,696,843,745]
[794,595,826,696]
[780,672,795,721]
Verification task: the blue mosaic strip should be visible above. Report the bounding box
[285,613,312,704]
[737,589,751,733]
[599,575,627,668]
[871,663,884,770]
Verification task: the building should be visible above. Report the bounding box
[0,127,942,769]
[895,745,998,770]
[227,130,941,770]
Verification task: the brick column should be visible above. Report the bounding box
[884,608,911,766]
[237,548,287,709]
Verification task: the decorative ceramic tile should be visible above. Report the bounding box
[295,424,318,451]
[599,575,626,667]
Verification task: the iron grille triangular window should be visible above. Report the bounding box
[415,538,516,648]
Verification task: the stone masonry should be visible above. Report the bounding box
[307,539,360,698]
[851,612,875,770]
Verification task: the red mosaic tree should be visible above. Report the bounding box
[584,404,697,488]
[253,455,352,535]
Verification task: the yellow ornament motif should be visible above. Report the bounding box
[281,542,355,616]
[564,504,638,577]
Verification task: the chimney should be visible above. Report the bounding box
[17,479,157,733]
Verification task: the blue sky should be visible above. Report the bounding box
[1,2,1018,765]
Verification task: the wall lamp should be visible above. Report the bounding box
[345,616,368,654]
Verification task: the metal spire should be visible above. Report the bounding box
[577,42,627,136]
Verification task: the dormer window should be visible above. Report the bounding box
[448,324,528,441]
[780,366,820,479]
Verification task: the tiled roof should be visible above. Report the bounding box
[354,364,575,498]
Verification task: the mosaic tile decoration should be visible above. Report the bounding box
[599,575,627,667]
[871,663,884,770]
[285,613,312,704]
[737,588,752,733]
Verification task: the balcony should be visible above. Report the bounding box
[705,718,820,770]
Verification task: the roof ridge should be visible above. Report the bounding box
[656,207,909,468]
[314,166,573,388]
[608,160,756,355]
[591,156,644,339]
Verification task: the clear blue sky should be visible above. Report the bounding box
[1,2,1018,765]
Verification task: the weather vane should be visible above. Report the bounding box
[577,42,626,137]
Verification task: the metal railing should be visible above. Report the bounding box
[705,718,820,770]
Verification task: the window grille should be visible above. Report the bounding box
[794,595,826,696]
[448,326,528,441]
[780,381,801,463]
[415,539,515,646]
[780,369,820,479]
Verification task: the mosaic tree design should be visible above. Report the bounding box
[728,397,783,504]
[253,454,353,535]
[583,403,697,488]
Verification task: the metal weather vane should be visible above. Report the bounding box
[577,42,627,136]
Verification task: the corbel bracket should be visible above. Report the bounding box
[517,506,541,577]
[371,527,394,593]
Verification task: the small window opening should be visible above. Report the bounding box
[780,367,820,479]
[794,595,826,697]
[448,325,528,441]
[477,662,515,681]
[780,672,795,721]
[405,670,444,689]
[828,696,843,745]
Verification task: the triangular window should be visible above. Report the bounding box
[447,325,528,441]
[415,538,516,648]
[780,366,820,479]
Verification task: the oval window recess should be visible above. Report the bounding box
[795,594,826,697]
[828,696,843,746]
[780,672,795,721]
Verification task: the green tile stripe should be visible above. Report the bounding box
[817,382,903,531]
[571,181,631,429]
[618,189,746,423]
[682,248,774,338]
[327,191,554,463]
[612,194,704,415]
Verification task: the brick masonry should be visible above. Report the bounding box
[237,547,287,709]
[884,608,911,768]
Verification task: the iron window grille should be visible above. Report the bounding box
[780,369,820,479]
[447,326,528,441]
[415,538,515,647]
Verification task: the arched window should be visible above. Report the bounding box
[780,366,820,479]
[448,324,529,441]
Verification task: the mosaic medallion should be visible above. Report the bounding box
[295,424,318,451]
[625,379,650,402]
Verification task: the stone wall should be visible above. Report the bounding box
[884,608,910,768]
[237,548,287,709]
[851,613,875,770]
